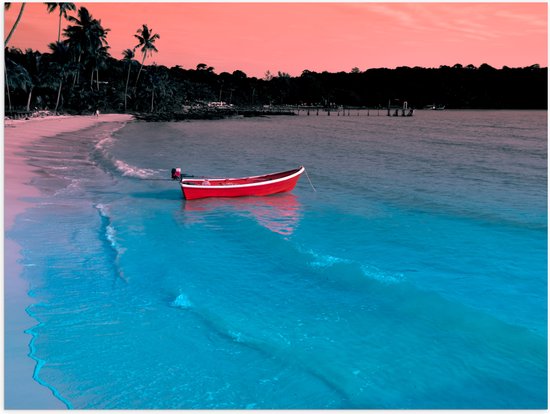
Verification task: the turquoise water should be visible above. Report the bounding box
[8,110,547,408]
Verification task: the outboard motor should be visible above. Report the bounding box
[171,167,181,180]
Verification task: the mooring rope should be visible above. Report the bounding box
[304,167,317,192]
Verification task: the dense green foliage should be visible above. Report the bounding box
[4,5,547,114]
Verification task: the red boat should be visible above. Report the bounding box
[171,166,305,200]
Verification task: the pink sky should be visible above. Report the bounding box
[4,2,547,77]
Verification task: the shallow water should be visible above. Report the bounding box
[8,110,547,408]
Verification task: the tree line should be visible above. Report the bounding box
[5,3,547,115]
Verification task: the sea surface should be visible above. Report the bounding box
[8,110,547,409]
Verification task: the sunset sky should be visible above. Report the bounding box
[4,2,547,77]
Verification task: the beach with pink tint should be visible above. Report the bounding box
[4,114,133,408]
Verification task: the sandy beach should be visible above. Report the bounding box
[4,113,134,409]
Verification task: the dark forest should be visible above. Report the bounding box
[6,46,546,117]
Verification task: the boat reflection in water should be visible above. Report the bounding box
[182,192,302,236]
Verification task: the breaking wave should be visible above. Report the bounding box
[305,249,405,285]
[360,264,404,284]
[92,131,158,179]
[95,203,127,282]
[307,250,352,267]
[171,292,193,309]
[114,160,157,178]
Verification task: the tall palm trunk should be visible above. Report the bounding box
[26,86,34,112]
[57,13,62,42]
[134,53,146,93]
[124,64,131,112]
[5,3,26,47]
[5,69,12,111]
[73,53,81,87]
[55,79,63,113]
[150,86,154,113]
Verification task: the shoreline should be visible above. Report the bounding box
[3,113,134,409]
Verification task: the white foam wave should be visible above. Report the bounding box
[93,131,157,179]
[95,135,114,150]
[95,204,125,252]
[53,178,83,196]
[114,160,156,178]
[95,203,109,218]
[95,203,127,282]
[228,330,244,343]
[361,264,404,284]
[306,248,404,284]
[171,293,192,309]
[105,224,117,250]
[104,224,126,257]
[307,250,352,267]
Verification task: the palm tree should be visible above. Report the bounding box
[5,48,31,112]
[122,48,135,112]
[64,7,109,88]
[64,7,94,86]
[46,3,76,42]
[87,21,110,90]
[4,3,26,47]
[23,49,43,111]
[48,41,71,113]
[89,44,110,90]
[133,24,159,91]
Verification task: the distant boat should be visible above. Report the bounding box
[430,104,446,110]
[171,166,305,200]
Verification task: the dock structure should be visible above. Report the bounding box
[387,100,414,117]
[133,103,415,121]
[290,105,387,116]
[271,98,418,117]
[285,103,414,117]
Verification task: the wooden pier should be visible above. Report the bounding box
[278,104,415,117]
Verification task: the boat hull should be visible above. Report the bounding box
[180,166,304,200]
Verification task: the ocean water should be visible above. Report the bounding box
[8,110,547,409]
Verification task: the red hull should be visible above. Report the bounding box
[180,166,304,200]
